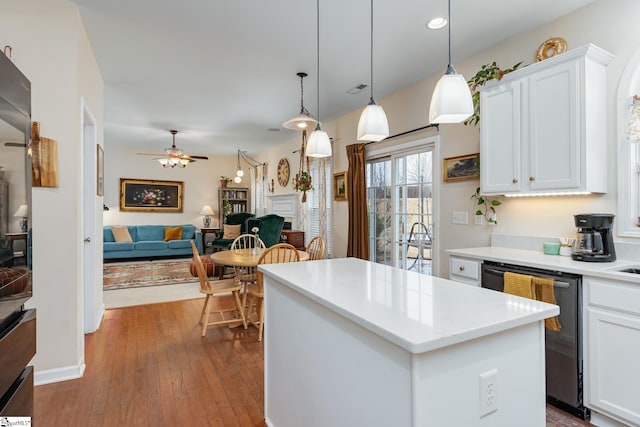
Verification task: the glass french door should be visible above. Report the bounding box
[367,147,434,275]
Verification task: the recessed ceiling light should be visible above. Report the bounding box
[347,83,369,95]
[426,17,447,30]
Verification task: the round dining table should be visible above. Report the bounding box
[210,247,310,267]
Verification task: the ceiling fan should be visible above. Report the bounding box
[137,130,209,167]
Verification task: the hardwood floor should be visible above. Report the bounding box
[34,297,595,426]
[35,297,267,426]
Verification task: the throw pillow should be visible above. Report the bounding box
[164,225,183,241]
[111,226,133,243]
[223,224,241,239]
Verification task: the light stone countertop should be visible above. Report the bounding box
[447,246,640,284]
[259,257,558,354]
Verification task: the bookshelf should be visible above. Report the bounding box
[219,187,250,225]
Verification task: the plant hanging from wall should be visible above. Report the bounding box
[471,187,502,225]
[464,61,523,126]
[292,130,314,202]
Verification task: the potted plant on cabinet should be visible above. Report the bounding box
[219,176,232,188]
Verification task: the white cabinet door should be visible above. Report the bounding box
[480,80,522,195]
[528,60,580,191]
[587,308,640,425]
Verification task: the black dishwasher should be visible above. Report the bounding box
[481,261,589,420]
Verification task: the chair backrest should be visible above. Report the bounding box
[231,234,266,250]
[225,212,255,234]
[247,214,285,247]
[190,241,210,293]
[256,243,300,292]
[306,235,326,260]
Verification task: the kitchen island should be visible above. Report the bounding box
[259,257,559,427]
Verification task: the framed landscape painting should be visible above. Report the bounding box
[333,171,347,201]
[442,153,480,182]
[120,178,183,212]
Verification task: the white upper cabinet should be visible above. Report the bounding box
[480,44,613,196]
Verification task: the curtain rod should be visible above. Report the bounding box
[364,123,439,145]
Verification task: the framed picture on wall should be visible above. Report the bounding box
[333,171,348,201]
[97,144,104,196]
[442,153,480,182]
[119,178,184,212]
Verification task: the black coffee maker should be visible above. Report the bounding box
[572,214,616,262]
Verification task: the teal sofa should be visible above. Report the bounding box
[103,224,202,260]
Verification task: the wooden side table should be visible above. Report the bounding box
[200,227,221,254]
[280,230,305,250]
[4,232,27,265]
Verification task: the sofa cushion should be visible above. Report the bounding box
[136,225,165,241]
[112,225,133,242]
[223,224,241,239]
[181,224,196,239]
[167,239,192,249]
[164,225,183,241]
[104,242,134,252]
[134,241,168,251]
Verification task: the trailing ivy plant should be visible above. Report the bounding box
[464,61,523,126]
[471,187,502,225]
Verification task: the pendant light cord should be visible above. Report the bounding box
[316,0,321,124]
[299,74,304,112]
[370,0,374,102]
[447,0,452,67]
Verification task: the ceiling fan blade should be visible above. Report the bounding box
[4,142,26,147]
[137,152,164,156]
[183,155,209,160]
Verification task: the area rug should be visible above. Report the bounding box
[103,259,196,290]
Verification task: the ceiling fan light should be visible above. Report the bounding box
[357,101,389,141]
[158,158,169,166]
[429,70,473,123]
[307,125,332,158]
[282,112,318,130]
[179,158,190,166]
[234,176,242,183]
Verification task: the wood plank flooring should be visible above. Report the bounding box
[34,297,595,426]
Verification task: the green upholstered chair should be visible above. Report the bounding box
[210,212,255,251]
[246,214,285,248]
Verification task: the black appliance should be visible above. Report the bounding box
[0,51,35,418]
[481,261,589,420]
[572,213,616,262]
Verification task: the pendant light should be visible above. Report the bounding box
[356,0,389,142]
[282,72,318,130]
[307,0,332,158]
[428,0,473,124]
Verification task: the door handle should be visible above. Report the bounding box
[84,237,91,243]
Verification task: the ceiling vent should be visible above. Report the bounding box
[347,83,369,94]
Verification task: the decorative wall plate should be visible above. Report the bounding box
[536,37,567,62]
[277,158,290,187]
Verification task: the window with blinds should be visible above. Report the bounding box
[303,159,332,257]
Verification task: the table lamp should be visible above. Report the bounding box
[13,204,28,232]
[199,205,214,228]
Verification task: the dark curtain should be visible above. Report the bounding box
[346,143,369,260]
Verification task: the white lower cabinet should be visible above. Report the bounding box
[449,256,481,286]
[584,276,640,426]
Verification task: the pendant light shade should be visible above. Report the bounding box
[428,0,473,124]
[283,72,318,130]
[307,124,332,158]
[357,0,389,142]
[306,0,332,158]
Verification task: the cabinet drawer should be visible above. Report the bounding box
[450,257,480,281]
[0,309,35,400]
[0,366,33,417]
[588,278,640,315]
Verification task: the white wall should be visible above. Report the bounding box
[0,0,104,382]
[254,0,640,278]
[103,145,244,228]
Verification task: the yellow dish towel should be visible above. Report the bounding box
[533,277,562,332]
[504,272,535,299]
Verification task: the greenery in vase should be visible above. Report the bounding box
[464,61,523,126]
[471,187,502,225]
[222,200,232,221]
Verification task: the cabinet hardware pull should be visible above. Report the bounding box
[529,176,535,181]
[459,266,465,271]
[512,178,518,183]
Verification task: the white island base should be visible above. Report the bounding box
[260,258,559,427]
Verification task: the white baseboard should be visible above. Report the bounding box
[34,362,86,386]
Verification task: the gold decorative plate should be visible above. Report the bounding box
[536,37,567,62]
[277,158,290,187]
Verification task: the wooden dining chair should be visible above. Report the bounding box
[246,243,300,342]
[190,241,247,336]
[305,235,326,260]
[230,234,266,310]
